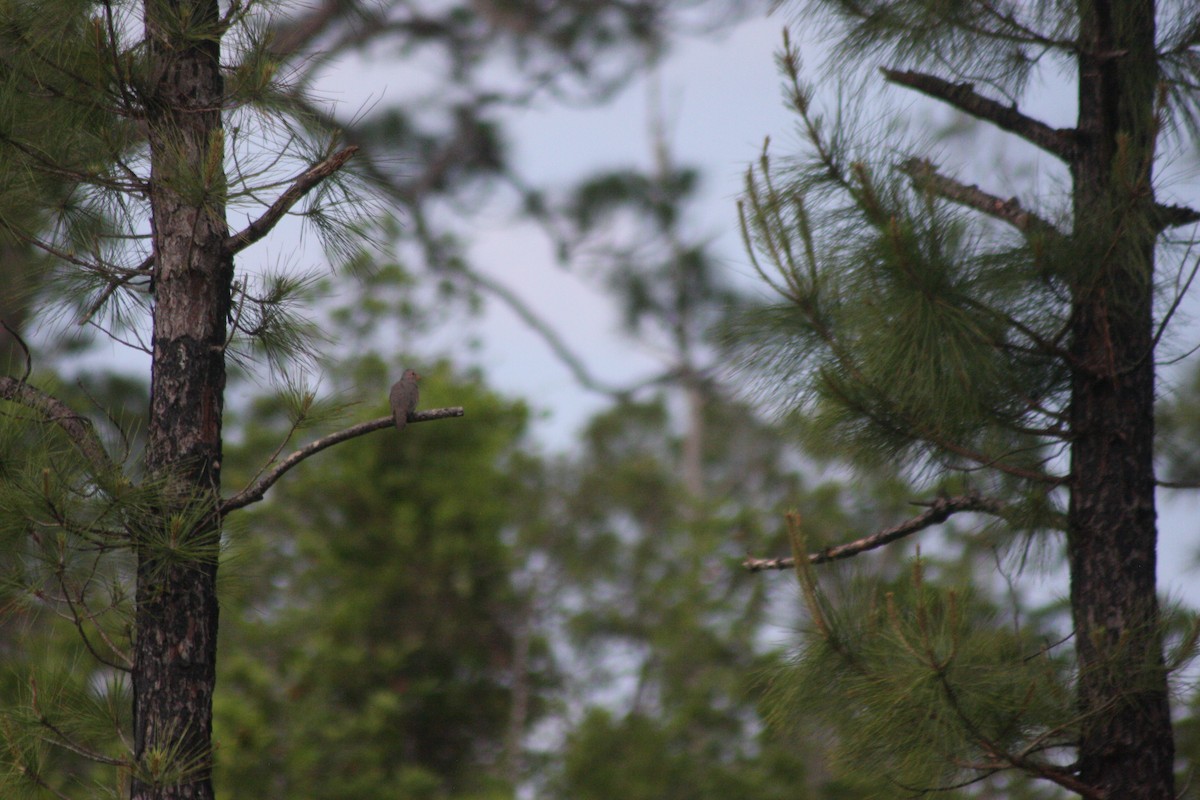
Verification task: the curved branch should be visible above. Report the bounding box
[220,407,464,514]
[0,377,116,476]
[743,493,1005,572]
[280,91,664,401]
[463,267,636,397]
[224,145,359,257]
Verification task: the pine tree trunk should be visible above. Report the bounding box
[133,0,231,797]
[1067,1,1175,796]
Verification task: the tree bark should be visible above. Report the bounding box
[1067,1,1175,797]
[133,0,230,797]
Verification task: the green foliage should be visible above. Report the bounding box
[0,651,132,799]
[1157,366,1200,486]
[736,35,1064,488]
[0,370,154,797]
[735,1,1200,796]
[555,706,811,800]
[776,552,1073,798]
[526,394,830,799]
[213,362,547,800]
[0,0,133,363]
[803,0,1076,94]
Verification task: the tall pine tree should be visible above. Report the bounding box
[739,2,1200,798]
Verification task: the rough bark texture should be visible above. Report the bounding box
[134,0,230,797]
[1067,1,1175,796]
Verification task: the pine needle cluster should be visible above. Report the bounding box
[738,35,1066,487]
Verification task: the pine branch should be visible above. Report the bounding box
[224,145,359,257]
[36,710,129,768]
[977,1,1078,50]
[10,759,76,800]
[75,147,361,326]
[29,677,129,768]
[881,69,1078,162]
[0,378,116,477]
[743,494,1005,571]
[220,407,464,514]
[933,668,1103,800]
[899,158,1060,236]
[1153,201,1200,231]
[266,0,345,57]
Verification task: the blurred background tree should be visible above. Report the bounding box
[1,0,1199,799]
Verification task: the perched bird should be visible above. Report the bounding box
[389,369,421,431]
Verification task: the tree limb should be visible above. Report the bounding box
[1153,201,1200,231]
[224,145,359,257]
[1156,478,1200,489]
[220,407,464,514]
[463,266,642,397]
[743,493,1005,572]
[882,69,1078,162]
[900,157,1060,236]
[0,377,116,477]
[78,145,358,325]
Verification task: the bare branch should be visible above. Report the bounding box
[220,407,464,514]
[882,69,1078,162]
[1156,478,1200,489]
[1154,202,1200,231]
[279,91,662,401]
[0,378,116,476]
[900,158,1060,236]
[464,267,637,397]
[224,146,359,257]
[743,493,1005,572]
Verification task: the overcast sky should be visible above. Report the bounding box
[67,5,1200,604]
[294,7,1200,602]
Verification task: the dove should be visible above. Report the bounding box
[389,369,421,431]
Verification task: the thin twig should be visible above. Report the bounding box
[2,320,32,381]
[57,581,132,673]
[75,261,153,327]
